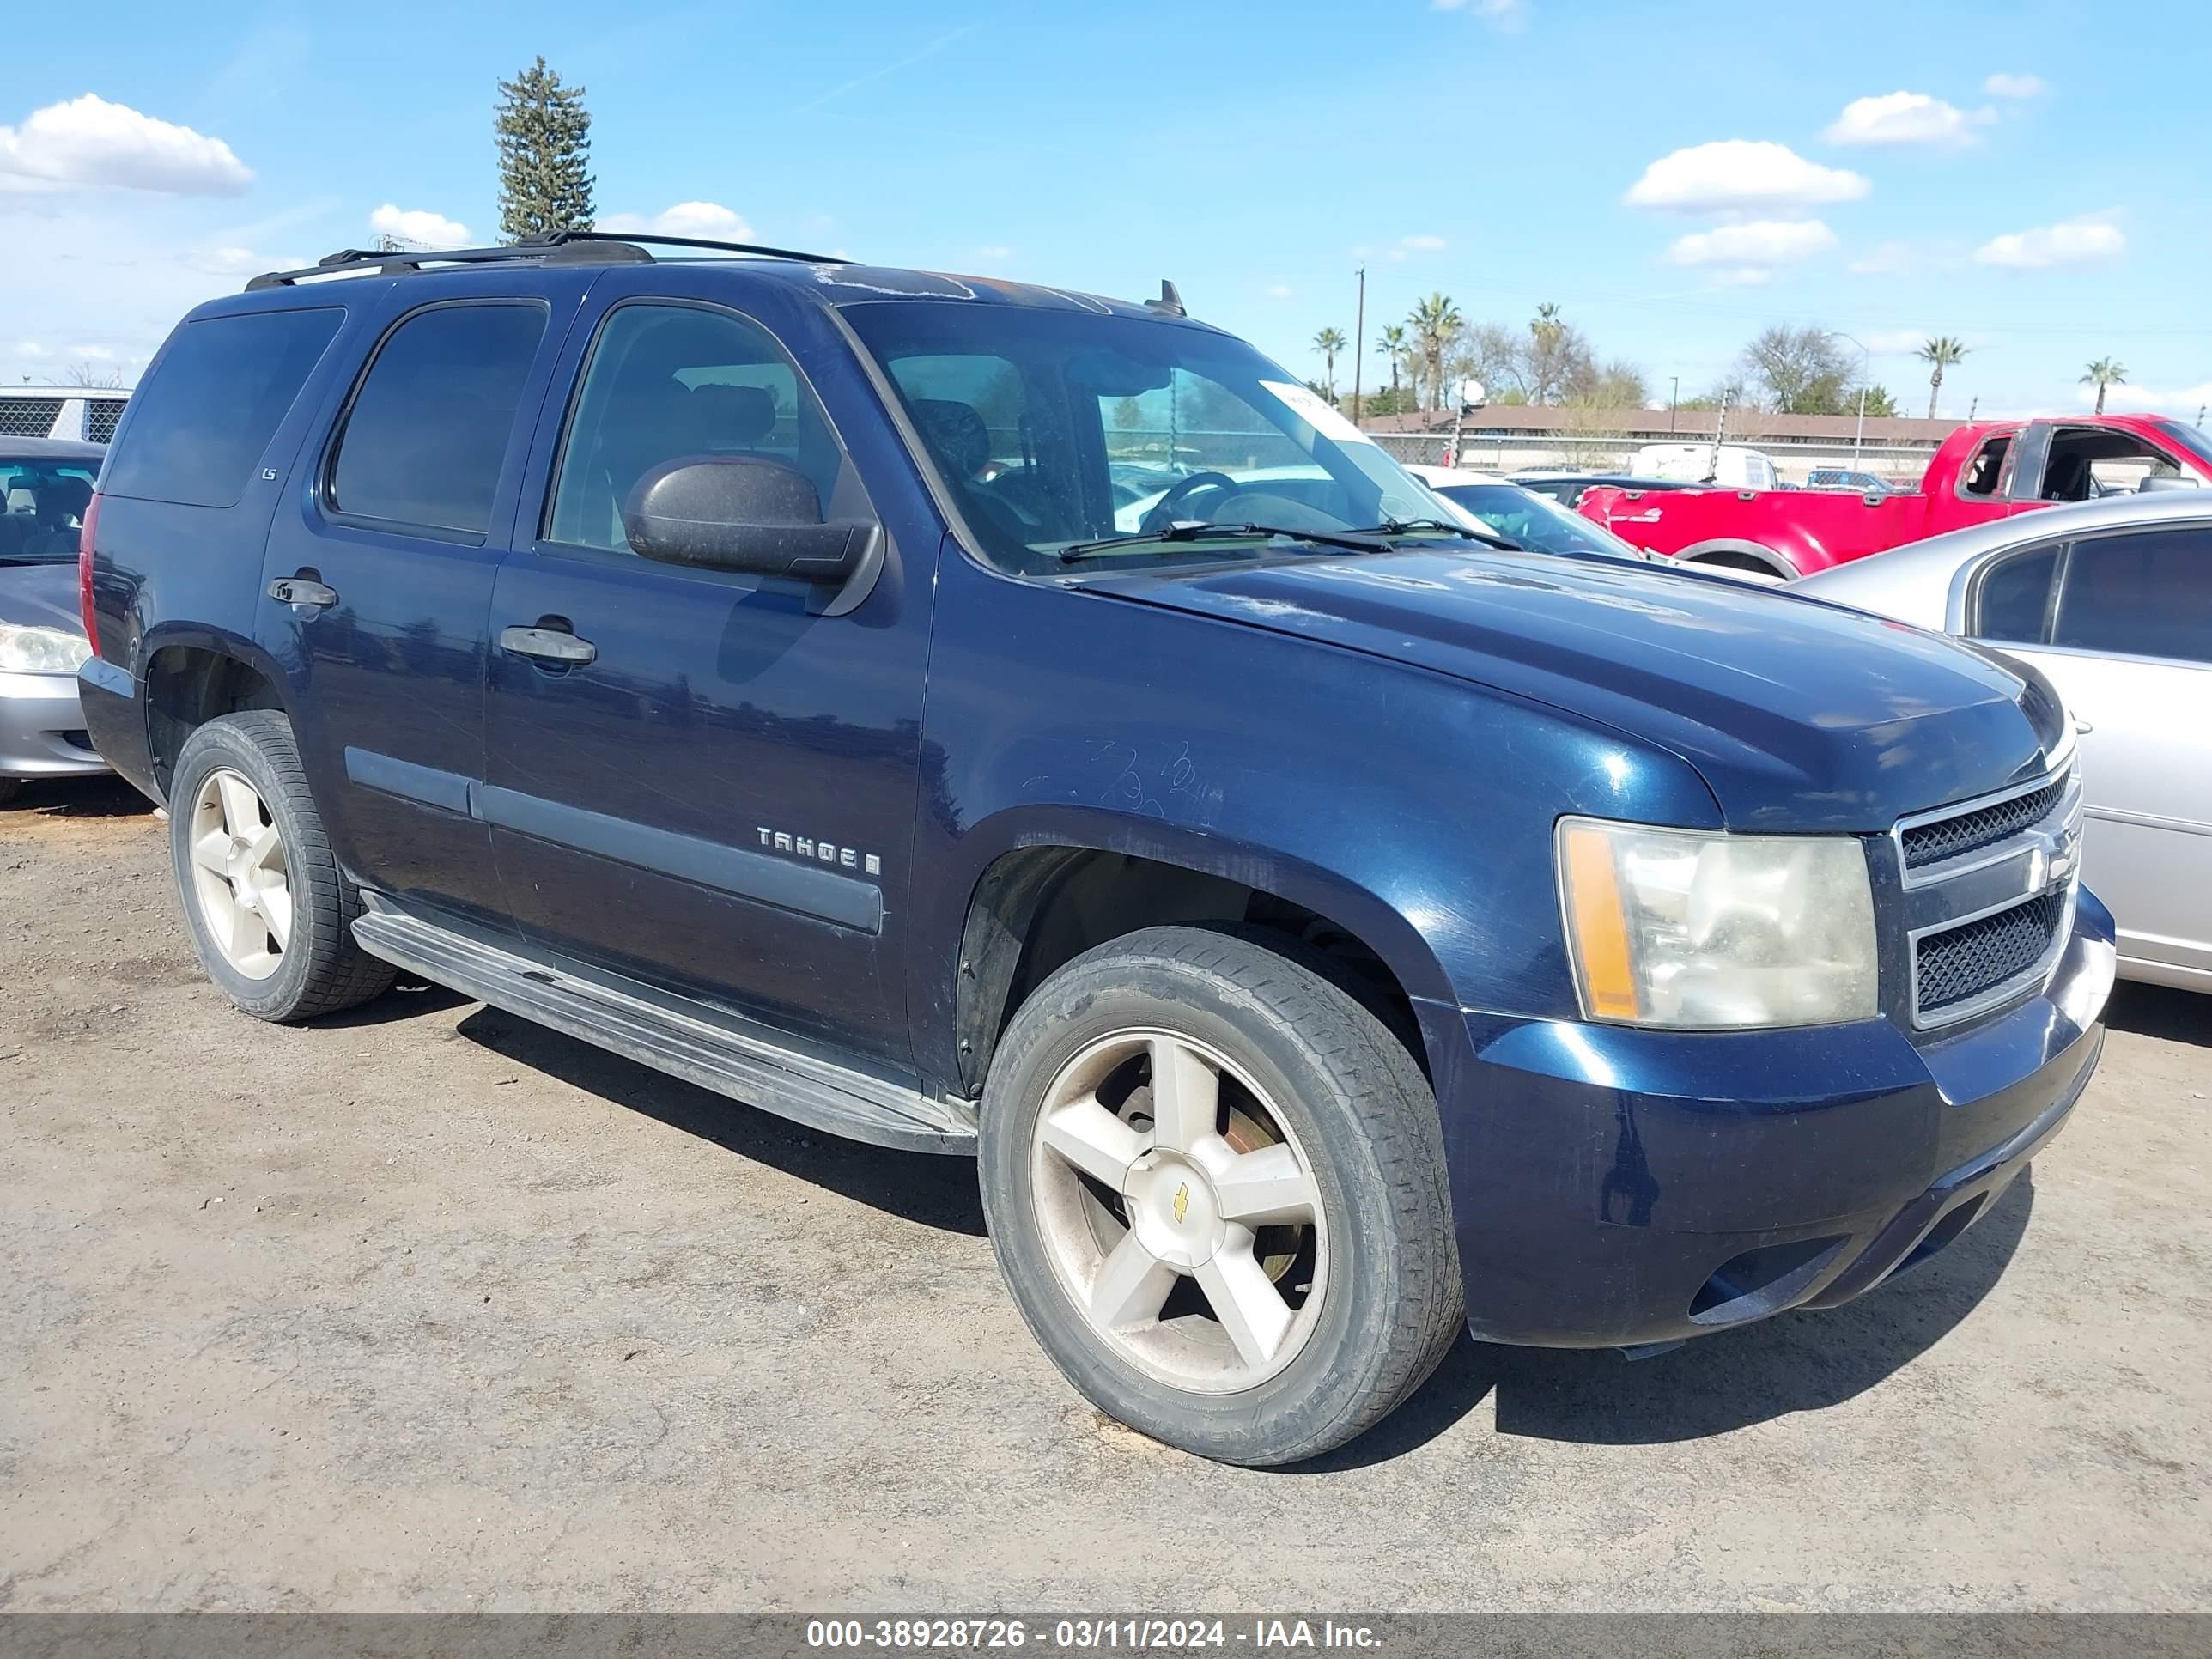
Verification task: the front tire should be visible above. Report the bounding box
[979,925,1462,1466]
[168,711,394,1022]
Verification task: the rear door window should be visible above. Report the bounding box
[100,307,343,507]
[327,302,548,537]
[2051,526,2212,665]
[1971,542,2062,644]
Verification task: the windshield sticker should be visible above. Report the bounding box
[1261,380,1376,447]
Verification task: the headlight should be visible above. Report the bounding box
[0,622,93,675]
[1557,817,1878,1029]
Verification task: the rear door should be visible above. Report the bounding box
[478,270,937,1070]
[259,274,589,928]
[1969,520,2212,978]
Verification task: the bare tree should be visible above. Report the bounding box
[1738,325,1856,415]
[64,361,126,390]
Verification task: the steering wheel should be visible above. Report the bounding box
[1139,471,1240,534]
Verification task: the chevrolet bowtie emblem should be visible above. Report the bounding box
[1173,1182,1190,1224]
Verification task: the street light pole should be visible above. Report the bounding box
[1670,376,1679,432]
[1350,266,1365,427]
[1832,331,1872,468]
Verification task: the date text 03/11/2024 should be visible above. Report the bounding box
[803,1620,1382,1650]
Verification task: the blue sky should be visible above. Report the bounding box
[5,0,2209,420]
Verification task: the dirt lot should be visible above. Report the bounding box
[3,777,2207,1613]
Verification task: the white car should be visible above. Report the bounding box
[1796,491,2212,992]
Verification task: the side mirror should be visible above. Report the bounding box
[623,456,876,583]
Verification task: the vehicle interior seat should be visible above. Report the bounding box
[22,476,92,557]
[909,398,1041,553]
[2041,452,2093,502]
[690,383,777,453]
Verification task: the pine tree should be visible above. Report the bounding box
[495,56,595,241]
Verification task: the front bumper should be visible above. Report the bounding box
[0,670,108,780]
[1425,887,2118,1349]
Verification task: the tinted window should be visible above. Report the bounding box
[2052,526,2212,665]
[0,458,100,562]
[100,307,342,507]
[329,303,546,535]
[547,302,840,551]
[1972,543,2060,644]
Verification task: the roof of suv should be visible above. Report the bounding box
[234,234,1212,329]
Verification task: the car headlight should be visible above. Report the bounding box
[1557,817,1878,1029]
[0,622,93,675]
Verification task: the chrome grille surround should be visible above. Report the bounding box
[1897,762,2083,1029]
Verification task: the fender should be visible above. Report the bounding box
[133,621,296,799]
[1673,537,1807,580]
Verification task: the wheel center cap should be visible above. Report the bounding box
[1122,1152,1224,1270]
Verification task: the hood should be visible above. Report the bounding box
[0,560,86,635]
[1081,548,2067,832]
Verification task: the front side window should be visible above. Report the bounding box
[100,307,343,508]
[547,302,841,552]
[328,303,547,536]
[842,301,1437,574]
[2051,526,2212,664]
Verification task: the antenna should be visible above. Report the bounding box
[1146,280,1186,319]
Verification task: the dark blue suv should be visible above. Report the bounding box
[76,233,2115,1466]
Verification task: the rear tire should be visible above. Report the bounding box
[0,778,21,807]
[979,925,1463,1467]
[168,712,394,1022]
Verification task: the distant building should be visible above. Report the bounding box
[1360,404,1964,484]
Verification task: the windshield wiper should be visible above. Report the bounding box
[1352,516,1524,551]
[1058,520,1390,564]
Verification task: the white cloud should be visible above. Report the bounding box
[0,94,251,196]
[1825,91,1993,148]
[599,200,754,241]
[182,245,306,277]
[970,245,1012,263]
[1264,283,1293,299]
[368,204,470,248]
[1708,267,1773,288]
[1432,0,1526,27]
[1984,72,2046,99]
[1665,218,1837,268]
[1624,141,1869,213]
[1974,215,2124,269]
[9,341,50,358]
[1848,240,1917,276]
[1386,232,1446,263]
[2084,379,2209,413]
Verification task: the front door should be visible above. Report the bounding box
[480,283,934,1069]
[1971,518,2212,977]
[261,276,587,928]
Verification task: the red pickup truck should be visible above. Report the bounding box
[1576,413,2212,579]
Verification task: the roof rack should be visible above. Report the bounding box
[245,228,852,292]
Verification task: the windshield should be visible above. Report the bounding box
[0,459,98,564]
[2153,418,2212,474]
[1430,480,1643,560]
[840,301,1443,574]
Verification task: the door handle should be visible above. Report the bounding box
[268,576,339,609]
[500,624,597,666]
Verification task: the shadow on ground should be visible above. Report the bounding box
[2105,981,2209,1049]
[1,776,152,819]
[1304,1173,2034,1466]
[449,1004,987,1237]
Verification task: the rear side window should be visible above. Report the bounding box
[100,307,343,507]
[1972,543,2061,644]
[2052,526,2212,665]
[328,302,547,537]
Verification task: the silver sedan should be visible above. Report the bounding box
[1795,490,2212,992]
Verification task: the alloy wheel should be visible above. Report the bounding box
[185,767,291,981]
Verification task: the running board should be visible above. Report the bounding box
[352,903,977,1155]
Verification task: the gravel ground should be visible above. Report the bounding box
[3,777,2207,1613]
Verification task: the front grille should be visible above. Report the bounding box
[0,398,63,439]
[1916,890,2068,1018]
[1900,777,2066,871]
[85,399,126,443]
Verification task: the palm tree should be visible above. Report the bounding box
[1914,336,1967,420]
[1407,294,1464,411]
[1376,324,1409,398]
[1311,327,1346,401]
[2081,357,2127,415]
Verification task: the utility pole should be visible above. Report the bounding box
[1969,397,1979,420]
[1350,266,1366,428]
[1669,376,1679,432]
[1854,383,1867,467]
